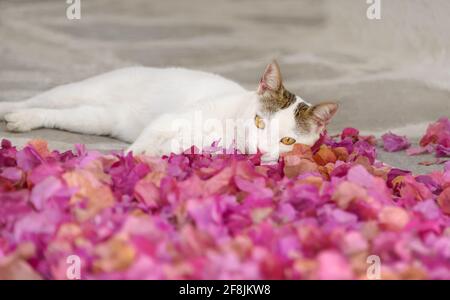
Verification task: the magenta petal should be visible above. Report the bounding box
[381,132,411,152]
[414,199,441,220]
[0,167,23,185]
[316,251,353,280]
[407,145,433,156]
[386,168,411,188]
[353,140,377,163]
[29,176,64,211]
[445,161,450,172]
[347,165,375,188]
[435,145,450,158]
[341,127,359,140]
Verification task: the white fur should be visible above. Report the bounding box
[0,66,320,162]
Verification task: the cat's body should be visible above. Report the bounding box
[0,61,338,162]
[1,67,247,142]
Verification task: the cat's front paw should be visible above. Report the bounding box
[127,143,165,157]
[128,138,181,157]
[4,110,42,132]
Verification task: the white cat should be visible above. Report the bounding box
[0,60,338,162]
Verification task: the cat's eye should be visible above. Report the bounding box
[280,137,296,145]
[254,115,265,129]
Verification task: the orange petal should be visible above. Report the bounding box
[93,237,136,273]
[313,145,337,166]
[379,206,410,231]
[281,144,313,160]
[0,243,42,280]
[28,139,51,158]
[284,158,318,179]
[63,170,115,221]
[332,147,349,161]
[437,187,450,215]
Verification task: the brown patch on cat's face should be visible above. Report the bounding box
[293,101,313,133]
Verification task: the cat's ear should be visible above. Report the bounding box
[257,60,282,94]
[310,102,338,125]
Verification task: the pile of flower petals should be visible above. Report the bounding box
[408,117,450,158]
[1,129,450,279]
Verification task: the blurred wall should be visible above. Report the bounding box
[0,0,449,136]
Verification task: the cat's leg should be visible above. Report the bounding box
[128,130,177,157]
[0,83,90,120]
[128,109,232,156]
[127,125,178,156]
[4,106,114,136]
[0,100,37,120]
[127,112,195,156]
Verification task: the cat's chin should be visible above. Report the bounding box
[260,154,280,165]
[261,160,278,166]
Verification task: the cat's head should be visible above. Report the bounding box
[254,60,338,161]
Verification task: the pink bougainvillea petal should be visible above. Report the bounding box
[437,187,450,215]
[382,132,411,152]
[407,145,434,156]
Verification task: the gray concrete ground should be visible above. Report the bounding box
[0,0,449,173]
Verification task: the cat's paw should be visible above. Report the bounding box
[5,110,42,132]
[127,144,164,157]
[126,144,146,155]
[128,138,179,157]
